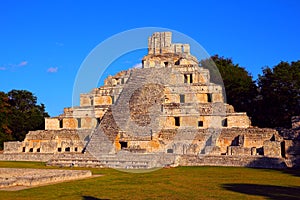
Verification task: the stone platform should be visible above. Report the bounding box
[0,168,92,190]
[47,151,177,169]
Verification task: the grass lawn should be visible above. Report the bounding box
[0,161,299,200]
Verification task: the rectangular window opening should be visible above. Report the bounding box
[198,121,204,127]
[58,147,62,152]
[207,93,212,102]
[184,74,188,83]
[180,94,185,103]
[59,119,63,128]
[77,118,81,128]
[190,74,193,83]
[91,98,94,106]
[175,117,180,127]
[167,149,174,153]
[119,141,128,149]
[36,148,40,153]
[22,147,26,152]
[222,118,228,127]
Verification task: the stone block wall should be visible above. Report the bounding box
[227,146,252,156]
[227,113,251,128]
[179,155,287,169]
[216,128,280,153]
[0,153,54,162]
[148,32,173,55]
[263,141,282,157]
[4,129,90,154]
[3,141,22,153]
[0,168,92,188]
[45,118,60,130]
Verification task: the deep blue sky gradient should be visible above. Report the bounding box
[1,0,299,116]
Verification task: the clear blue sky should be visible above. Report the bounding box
[1,0,300,117]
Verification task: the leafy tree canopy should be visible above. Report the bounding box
[256,61,300,128]
[0,90,49,149]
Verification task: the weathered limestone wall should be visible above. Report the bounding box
[80,94,114,107]
[179,155,287,169]
[0,153,54,162]
[4,129,91,154]
[94,96,112,105]
[227,113,251,128]
[227,146,253,156]
[0,168,92,189]
[263,141,281,158]
[148,32,173,55]
[45,118,60,130]
[80,94,92,106]
[216,128,280,153]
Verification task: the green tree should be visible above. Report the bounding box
[256,61,300,128]
[201,55,258,120]
[0,92,13,150]
[7,90,49,142]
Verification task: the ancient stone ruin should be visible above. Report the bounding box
[2,32,299,169]
[0,168,91,190]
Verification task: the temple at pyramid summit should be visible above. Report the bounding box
[2,32,298,169]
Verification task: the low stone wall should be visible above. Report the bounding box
[179,155,287,169]
[47,152,177,169]
[0,153,54,162]
[0,168,92,189]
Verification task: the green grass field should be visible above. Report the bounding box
[0,161,299,200]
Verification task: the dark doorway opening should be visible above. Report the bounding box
[207,93,212,102]
[59,119,63,128]
[198,121,204,127]
[222,118,228,127]
[90,98,94,106]
[184,74,188,83]
[175,117,180,126]
[180,94,185,103]
[96,118,101,127]
[281,141,286,158]
[119,141,128,149]
[77,118,81,128]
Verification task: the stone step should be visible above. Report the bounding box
[47,152,177,169]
